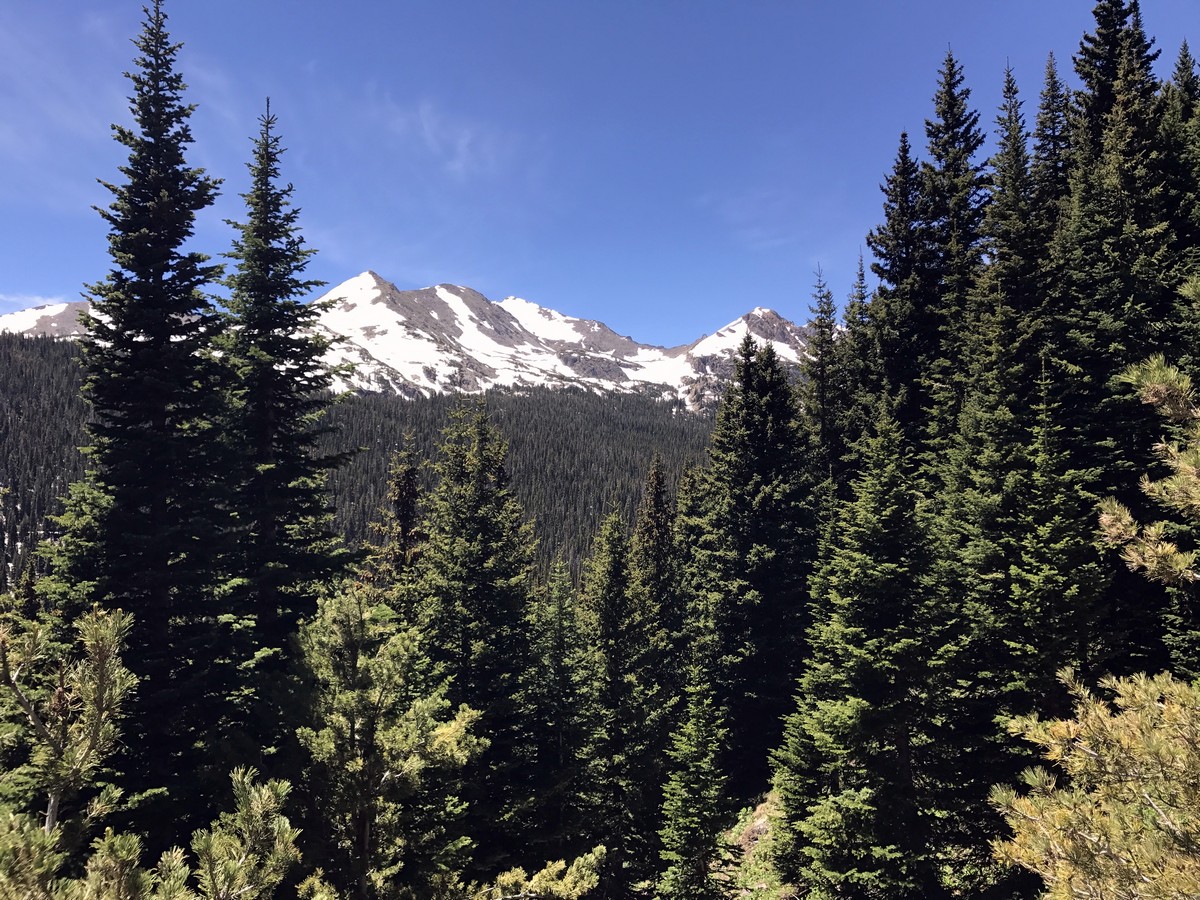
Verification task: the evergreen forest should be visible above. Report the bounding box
[3,1,1200,898]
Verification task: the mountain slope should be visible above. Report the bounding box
[0,271,809,409]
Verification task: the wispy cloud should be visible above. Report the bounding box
[0,8,128,212]
[369,94,524,183]
[0,293,69,313]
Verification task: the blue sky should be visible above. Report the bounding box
[0,1,1194,346]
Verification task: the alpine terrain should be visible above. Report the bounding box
[0,269,808,410]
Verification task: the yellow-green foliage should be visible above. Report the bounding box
[993,671,1200,899]
[473,846,606,899]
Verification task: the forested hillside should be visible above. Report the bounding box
[0,334,710,587]
[3,1,1200,899]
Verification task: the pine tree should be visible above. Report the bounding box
[297,577,482,900]
[994,672,1200,900]
[54,0,228,843]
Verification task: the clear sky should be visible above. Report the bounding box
[0,1,1194,347]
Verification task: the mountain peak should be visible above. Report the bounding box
[1,272,809,411]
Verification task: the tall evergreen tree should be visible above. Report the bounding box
[579,509,664,897]
[917,75,1058,893]
[771,409,944,900]
[50,0,227,843]
[359,443,425,595]
[1030,53,1073,247]
[523,560,599,862]
[221,102,346,775]
[1074,0,1158,154]
[825,255,878,490]
[414,402,537,875]
[1009,372,1109,708]
[656,670,733,900]
[797,269,846,500]
[920,49,988,454]
[627,456,684,725]
[866,133,934,439]
[678,335,813,797]
[1170,39,1200,110]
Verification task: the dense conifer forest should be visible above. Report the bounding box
[3,1,1200,898]
[0,333,711,588]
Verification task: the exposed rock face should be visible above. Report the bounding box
[0,272,810,411]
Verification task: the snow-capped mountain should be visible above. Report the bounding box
[0,271,809,410]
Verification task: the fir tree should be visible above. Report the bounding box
[866,133,933,439]
[771,409,944,900]
[678,335,813,797]
[54,0,228,843]
[414,402,537,875]
[220,102,346,777]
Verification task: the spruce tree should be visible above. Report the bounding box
[221,102,346,775]
[359,443,424,595]
[866,133,933,439]
[920,49,988,456]
[656,670,732,900]
[523,560,599,862]
[579,508,665,897]
[771,409,944,900]
[1042,0,1178,673]
[678,335,813,797]
[917,74,1054,893]
[826,255,878,491]
[1010,372,1108,707]
[56,0,228,843]
[1030,53,1073,247]
[414,402,537,875]
[627,456,683,725]
[797,270,839,484]
[1074,0,1159,155]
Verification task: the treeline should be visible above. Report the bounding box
[0,333,710,587]
[325,386,710,572]
[4,0,1200,899]
[0,335,87,593]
